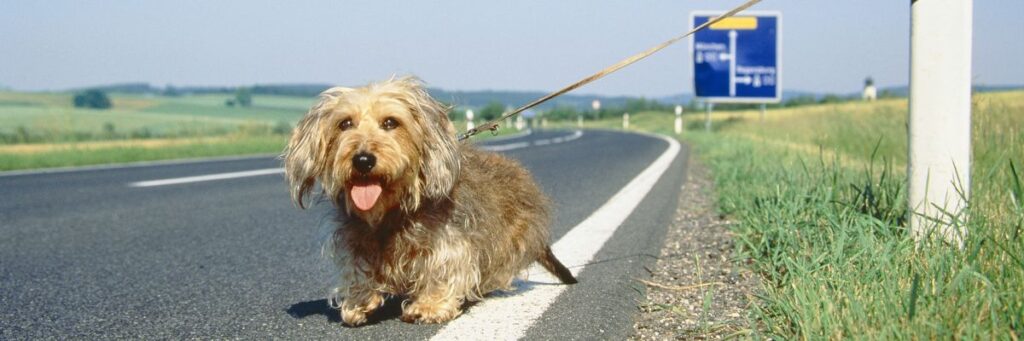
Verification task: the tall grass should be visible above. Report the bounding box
[554,90,1023,338]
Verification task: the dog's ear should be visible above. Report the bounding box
[283,87,353,209]
[394,77,461,200]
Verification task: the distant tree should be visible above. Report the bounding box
[102,122,116,137]
[234,87,253,107]
[544,105,579,121]
[478,101,505,121]
[225,99,236,107]
[272,121,292,135]
[879,89,899,99]
[623,98,669,113]
[163,84,181,97]
[818,94,845,104]
[72,89,112,109]
[783,95,818,107]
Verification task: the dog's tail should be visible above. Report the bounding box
[538,246,578,284]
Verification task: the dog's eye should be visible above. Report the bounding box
[339,119,354,131]
[381,117,399,131]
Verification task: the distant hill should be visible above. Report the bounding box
[68,82,656,110]
[868,84,1024,98]
[67,82,1022,110]
[73,82,159,94]
[428,89,641,111]
[656,90,822,105]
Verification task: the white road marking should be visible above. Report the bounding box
[128,168,284,187]
[480,130,582,152]
[485,128,533,142]
[432,133,680,340]
[127,131,582,188]
[480,141,530,152]
[0,153,280,178]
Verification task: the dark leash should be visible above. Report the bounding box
[456,0,764,142]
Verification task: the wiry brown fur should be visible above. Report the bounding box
[282,77,576,326]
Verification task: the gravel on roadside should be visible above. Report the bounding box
[631,156,763,340]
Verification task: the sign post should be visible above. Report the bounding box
[466,109,475,131]
[908,0,972,246]
[691,11,781,130]
[705,103,713,132]
[674,105,683,134]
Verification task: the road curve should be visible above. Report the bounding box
[0,129,689,340]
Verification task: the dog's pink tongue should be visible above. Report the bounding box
[350,183,382,211]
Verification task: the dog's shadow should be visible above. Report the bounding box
[286,296,405,326]
[286,277,573,326]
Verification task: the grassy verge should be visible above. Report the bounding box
[555,91,1023,338]
[0,135,289,171]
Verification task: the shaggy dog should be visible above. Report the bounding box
[283,77,576,326]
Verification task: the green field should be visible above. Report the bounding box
[556,91,1024,339]
[0,91,304,170]
[0,91,521,171]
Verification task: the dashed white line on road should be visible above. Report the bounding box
[479,130,583,152]
[128,168,284,187]
[128,131,582,188]
[431,133,680,341]
[480,141,531,152]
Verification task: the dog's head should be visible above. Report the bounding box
[283,77,460,224]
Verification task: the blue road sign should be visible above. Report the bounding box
[691,12,781,103]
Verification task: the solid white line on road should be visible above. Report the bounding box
[128,168,284,187]
[432,133,680,341]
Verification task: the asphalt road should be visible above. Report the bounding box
[0,129,689,340]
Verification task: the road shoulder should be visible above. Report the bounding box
[631,154,762,339]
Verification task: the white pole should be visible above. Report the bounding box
[515,115,524,131]
[704,102,713,132]
[622,113,629,130]
[466,109,475,131]
[674,105,683,135]
[760,103,766,122]
[909,0,972,246]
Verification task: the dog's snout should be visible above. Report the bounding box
[352,152,376,174]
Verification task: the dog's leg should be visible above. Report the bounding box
[339,279,384,326]
[337,261,382,325]
[401,291,464,324]
[401,240,475,324]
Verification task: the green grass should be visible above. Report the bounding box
[0,90,526,171]
[0,105,244,141]
[141,100,306,122]
[0,91,304,170]
[0,135,288,170]
[0,91,303,142]
[554,91,1024,339]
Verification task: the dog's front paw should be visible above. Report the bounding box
[401,298,462,324]
[339,292,383,326]
[341,306,369,326]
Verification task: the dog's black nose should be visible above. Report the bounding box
[352,152,376,174]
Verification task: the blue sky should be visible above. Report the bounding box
[1,1,1021,96]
